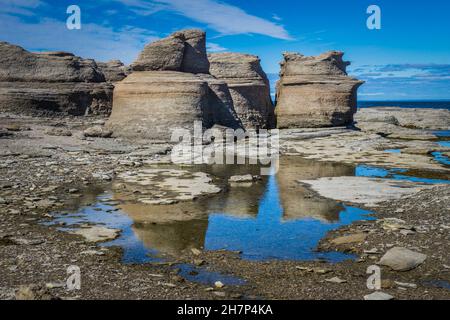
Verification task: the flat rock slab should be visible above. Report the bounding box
[330,233,367,245]
[300,176,437,207]
[229,174,254,183]
[378,247,427,271]
[364,291,394,300]
[69,225,120,243]
[117,168,221,204]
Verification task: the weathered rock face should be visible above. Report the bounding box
[108,30,242,141]
[131,29,209,74]
[174,29,210,74]
[131,36,185,72]
[0,42,114,116]
[97,60,129,83]
[106,72,241,140]
[276,51,364,128]
[209,53,275,129]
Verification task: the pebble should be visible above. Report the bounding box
[364,291,394,300]
[325,277,347,284]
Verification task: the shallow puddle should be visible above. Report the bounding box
[45,155,449,277]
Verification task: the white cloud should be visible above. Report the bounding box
[0,0,44,16]
[0,14,158,64]
[207,42,227,52]
[114,0,292,40]
[272,14,282,21]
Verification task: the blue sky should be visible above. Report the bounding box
[1,0,449,100]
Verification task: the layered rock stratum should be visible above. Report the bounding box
[209,53,275,129]
[0,42,123,116]
[107,30,242,140]
[276,51,364,128]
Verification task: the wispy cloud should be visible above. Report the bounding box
[350,64,450,100]
[114,0,292,40]
[352,64,450,80]
[207,42,227,52]
[0,13,158,64]
[0,0,44,16]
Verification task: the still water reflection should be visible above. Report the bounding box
[48,157,376,264]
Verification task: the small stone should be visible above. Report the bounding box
[378,247,427,271]
[45,282,66,289]
[68,188,79,194]
[229,175,254,183]
[364,248,379,254]
[213,291,227,297]
[80,250,105,256]
[394,281,417,289]
[191,248,202,256]
[364,291,394,300]
[215,281,225,288]
[83,126,113,138]
[325,277,347,284]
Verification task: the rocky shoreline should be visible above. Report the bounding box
[0,105,449,300]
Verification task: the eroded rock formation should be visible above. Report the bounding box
[209,53,275,129]
[276,51,364,128]
[97,60,129,83]
[107,30,242,140]
[130,29,209,74]
[0,42,116,116]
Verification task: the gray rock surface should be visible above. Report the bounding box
[131,29,209,74]
[356,107,450,130]
[131,36,185,72]
[175,29,210,74]
[276,51,364,128]
[378,247,427,271]
[97,60,129,82]
[209,53,274,129]
[364,291,394,300]
[0,42,113,116]
[107,71,241,140]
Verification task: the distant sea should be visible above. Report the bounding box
[358,101,450,110]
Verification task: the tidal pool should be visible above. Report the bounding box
[46,156,448,268]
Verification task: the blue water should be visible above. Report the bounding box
[356,165,450,184]
[46,196,245,286]
[432,152,450,166]
[384,149,401,153]
[359,100,450,110]
[205,175,372,261]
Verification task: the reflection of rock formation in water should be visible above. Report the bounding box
[276,157,355,221]
[204,163,268,218]
[131,219,208,257]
